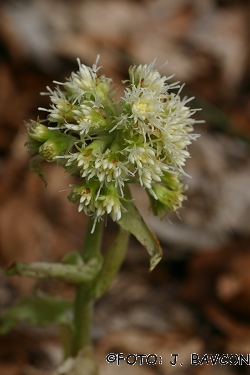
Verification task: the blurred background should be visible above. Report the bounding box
[0,0,250,374]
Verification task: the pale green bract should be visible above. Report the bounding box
[26,56,200,231]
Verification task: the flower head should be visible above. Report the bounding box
[25,57,200,229]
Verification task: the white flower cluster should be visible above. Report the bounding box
[26,57,200,229]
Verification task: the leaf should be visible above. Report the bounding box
[94,227,130,298]
[29,155,47,186]
[6,255,103,284]
[0,296,73,335]
[118,185,162,271]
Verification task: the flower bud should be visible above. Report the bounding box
[27,121,55,142]
[129,61,165,92]
[96,79,112,99]
[95,184,123,223]
[149,182,186,217]
[39,132,76,161]
[67,180,99,214]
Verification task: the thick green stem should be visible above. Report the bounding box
[73,218,104,356]
[94,227,130,299]
[59,324,73,360]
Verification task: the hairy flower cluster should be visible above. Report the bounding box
[26,56,200,229]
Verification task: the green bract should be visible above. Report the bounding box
[26,57,199,230]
